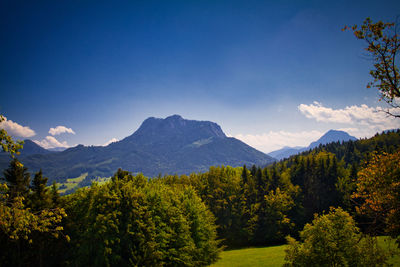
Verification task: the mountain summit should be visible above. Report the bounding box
[1,115,275,182]
[308,130,357,149]
[268,130,357,160]
[125,115,226,145]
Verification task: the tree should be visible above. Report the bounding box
[255,188,295,244]
[29,170,51,211]
[64,171,221,266]
[0,115,67,266]
[50,181,61,206]
[0,115,23,157]
[284,207,388,267]
[352,150,400,243]
[2,158,30,200]
[343,18,400,117]
[0,182,67,266]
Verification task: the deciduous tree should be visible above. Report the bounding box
[352,150,400,243]
[0,115,23,157]
[343,18,400,117]
[284,207,388,267]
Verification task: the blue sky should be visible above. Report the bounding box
[1,0,400,153]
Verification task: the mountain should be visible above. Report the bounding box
[0,115,275,182]
[19,140,53,155]
[308,130,357,149]
[47,147,67,152]
[268,130,358,160]
[267,146,304,161]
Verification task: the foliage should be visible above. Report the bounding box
[0,183,67,266]
[2,158,31,200]
[161,165,299,247]
[158,131,400,248]
[287,152,344,222]
[343,18,400,117]
[284,207,388,267]
[212,236,400,267]
[0,115,23,157]
[29,170,52,210]
[257,188,296,243]
[0,118,398,264]
[0,128,68,266]
[63,170,221,266]
[352,150,400,242]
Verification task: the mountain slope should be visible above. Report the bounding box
[1,115,275,182]
[308,130,357,149]
[267,146,304,161]
[268,130,358,160]
[19,139,53,155]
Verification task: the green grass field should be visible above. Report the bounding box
[211,245,287,267]
[55,173,111,194]
[56,173,88,194]
[92,176,111,185]
[211,237,400,267]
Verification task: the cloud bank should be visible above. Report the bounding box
[235,102,400,154]
[235,130,323,153]
[0,116,36,137]
[49,126,75,135]
[298,102,400,137]
[34,136,69,149]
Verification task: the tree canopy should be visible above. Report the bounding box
[352,150,400,243]
[284,207,388,267]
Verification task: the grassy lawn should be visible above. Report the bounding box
[55,174,112,194]
[211,237,400,267]
[211,245,287,267]
[92,176,111,186]
[379,236,400,266]
[56,172,88,194]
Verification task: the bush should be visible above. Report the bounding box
[284,207,388,267]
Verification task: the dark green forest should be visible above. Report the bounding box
[1,130,400,266]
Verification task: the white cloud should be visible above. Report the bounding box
[102,138,118,146]
[49,126,75,135]
[33,136,69,149]
[0,116,36,137]
[234,130,324,153]
[298,102,400,138]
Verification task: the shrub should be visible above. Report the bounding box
[284,207,388,267]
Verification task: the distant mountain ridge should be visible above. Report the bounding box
[19,140,53,155]
[268,130,357,160]
[13,140,66,155]
[0,115,275,182]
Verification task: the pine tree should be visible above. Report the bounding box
[2,158,30,201]
[50,181,60,206]
[29,170,51,211]
[241,165,248,185]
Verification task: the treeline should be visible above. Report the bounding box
[301,129,400,164]
[159,152,345,247]
[1,130,399,265]
[159,130,400,247]
[0,164,220,266]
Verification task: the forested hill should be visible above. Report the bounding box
[156,129,400,248]
[294,129,400,165]
[0,115,274,182]
[268,130,358,160]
